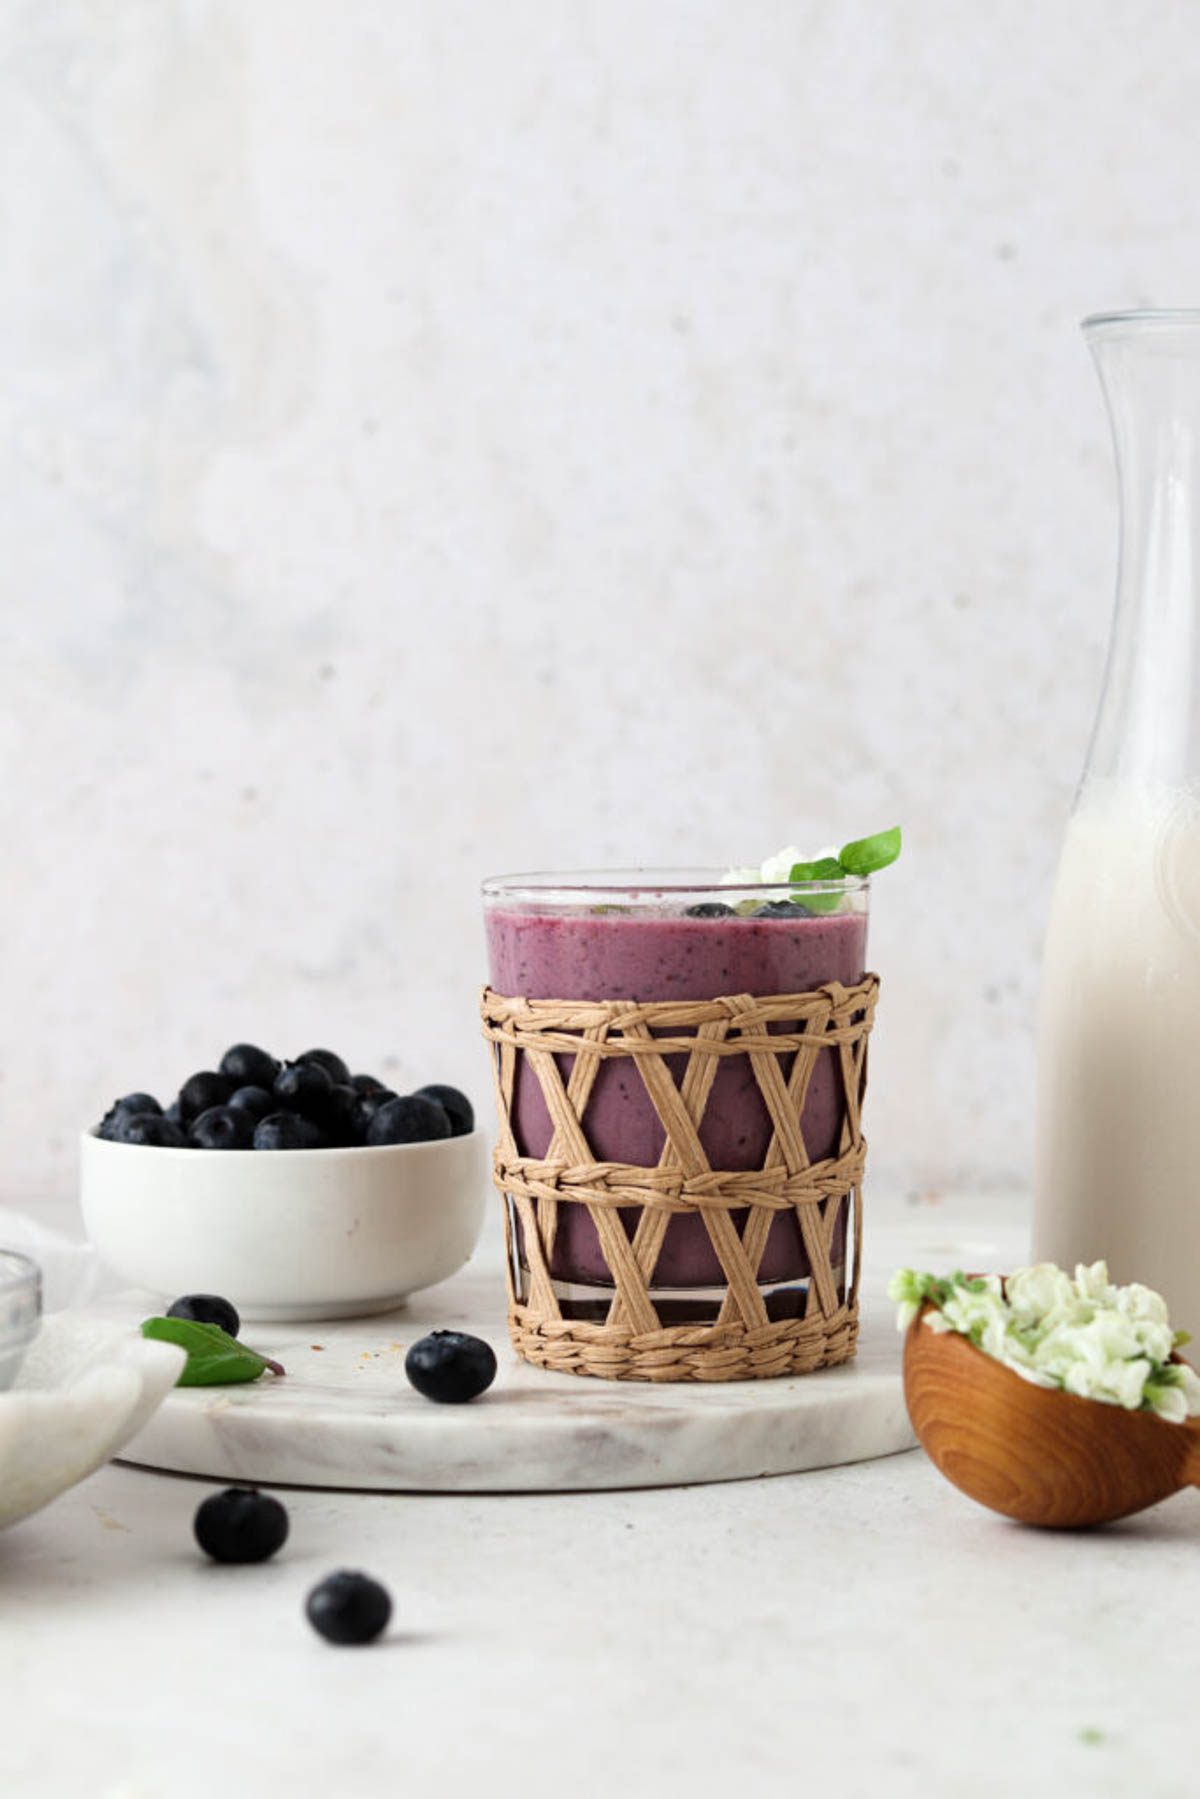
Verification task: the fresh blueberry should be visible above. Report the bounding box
[194,1488,289,1564]
[350,1073,386,1094]
[366,1095,451,1146]
[405,1330,497,1403]
[164,1099,184,1127]
[219,1044,281,1090]
[97,1093,162,1138]
[752,900,814,918]
[189,1105,254,1150]
[353,1087,398,1136]
[178,1071,235,1123]
[298,1048,351,1086]
[253,1112,324,1151]
[227,1084,276,1123]
[167,1293,241,1337]
[305,1571,392,1645]
[114,1112,188,1147]
[317,1082,363,1146]
[273,1060,334,1116]
[413,1083,474,1137]
[684,901,735,918]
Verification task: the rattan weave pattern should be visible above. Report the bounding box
[481,974,879,1383]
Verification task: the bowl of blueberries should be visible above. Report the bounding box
[81,1044,489,1321]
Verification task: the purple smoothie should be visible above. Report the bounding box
[486,902,868,1309]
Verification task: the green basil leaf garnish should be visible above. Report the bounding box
[141,1317,284,1386]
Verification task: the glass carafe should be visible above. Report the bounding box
[1034,311,1200,1328]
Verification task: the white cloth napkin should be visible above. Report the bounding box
[0,1208,110,1312]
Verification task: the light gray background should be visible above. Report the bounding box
[3,0,1197,1217]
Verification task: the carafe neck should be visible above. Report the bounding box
[1085,312,1200,791]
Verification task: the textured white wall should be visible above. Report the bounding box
[3,0,1199,1216]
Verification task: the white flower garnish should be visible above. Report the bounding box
[721,844,839,887]
[887,1261,1200,1420]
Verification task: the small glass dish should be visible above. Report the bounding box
[0,1250,42,1390]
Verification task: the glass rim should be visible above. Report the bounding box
[1083,309,1200,337]
[481,867,869,898]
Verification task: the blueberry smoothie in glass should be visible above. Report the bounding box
[483,870,871,1324]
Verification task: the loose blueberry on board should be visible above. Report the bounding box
[219,1043,281,1090]
[366,1095,451,1146]
[305,1571,392,1645]
[405,1330,497,1403]
[273,1060,334,1115]
[178,1070,235,1123]
[684,902,736,918]
[413,1083,474,1137]
[298,1048,351,1086]
[194,1488,289,1564]
[115,1113,188,1148]
[226,1084,276,1123]
[189,1105,254,1151]
[167,1293,241,1337]
[253,1112,324,1151]
[752,900,814,918]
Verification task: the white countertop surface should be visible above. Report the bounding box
[4,1194,1196,1799]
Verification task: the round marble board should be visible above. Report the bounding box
[92,1272,916,1493]
[84,1273,921,1496]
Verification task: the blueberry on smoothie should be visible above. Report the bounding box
[219,1043,280,1090]
[752,900,814,919]
[178,1071,235,1123]
[305,1571,392,1645]
[189,1105,254,1150]
[168,1293,241,1337]
[413,1083,474,1137]
[405,1330,497,1403]
[253,1112,324,1151]
[684,902,735,918]
[365,1095,451,1146]
[298,1048,351,1086]
[194,1488,289,1564]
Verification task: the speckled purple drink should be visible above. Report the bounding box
[484,872,871,1323]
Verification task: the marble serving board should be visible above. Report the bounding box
[82,1272,918,1493]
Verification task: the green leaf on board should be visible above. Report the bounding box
[141,1317,284,1386]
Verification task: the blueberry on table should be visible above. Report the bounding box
[405,1330,497,1403]
[227,1084,276,1122]
[189,1105,254,1150]
[178,1070,235,1123]
[366,1095,451,1146]
[297,1048,351,1086]
[305,1571,392,1645]
[253,1112,324,1150]
[219,1043,280,1090]
[684,902,735,918]
[413,1083,474,1136]
[273,1060,334,1115]
[194,1488,289,1564]
[752,899,814,918]
[114,1112,188,1147]
[168,1293,241,1337]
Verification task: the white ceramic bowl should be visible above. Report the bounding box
[80,1130,490,1321]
